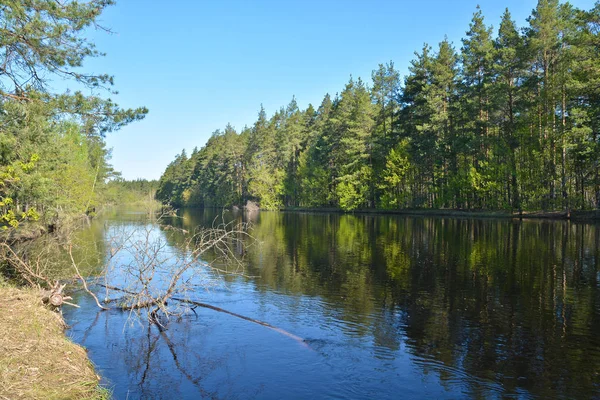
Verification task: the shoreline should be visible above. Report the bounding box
[0,282,109,399]
[280,207,600,221]
[214,205,600,222]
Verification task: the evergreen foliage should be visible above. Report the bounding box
[157,1,600,212]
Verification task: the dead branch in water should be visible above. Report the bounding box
[93,217,253,324]
[171,297,309,347]
[1,211,284,346]
[90,282,308,347]
[68,245,108,310]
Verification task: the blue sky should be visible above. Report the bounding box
[82,0,597,180]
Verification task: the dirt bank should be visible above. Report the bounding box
[0,283,108,399]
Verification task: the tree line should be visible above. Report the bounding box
[105,178,159,205]
[158,1,600,212]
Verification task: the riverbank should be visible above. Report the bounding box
[279,207,600,221]
[0,281,108,400]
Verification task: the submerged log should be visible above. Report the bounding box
[171,297,309,348]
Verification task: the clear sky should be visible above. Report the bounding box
[82,0,597,180]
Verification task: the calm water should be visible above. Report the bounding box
[62,208,600,399]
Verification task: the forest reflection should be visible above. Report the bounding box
[165,209,600,399]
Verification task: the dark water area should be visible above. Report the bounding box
[63,208,600,399]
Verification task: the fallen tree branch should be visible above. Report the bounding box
[91,282,309,347]
[95,283,137,296]
[171,297,309,348]
[41,281,78,308]
[0,243,79,309]
[0,243,52,287]
[69,245,108,310]
[62,300,80,308]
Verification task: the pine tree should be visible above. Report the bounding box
[399,44,433,207]
[330,77,375,210]
[371,62,401,205]
[525,0,562,208]
[297,94,334,206]
[493,9,525,210]
[461,7,496,208]
[431,39,459,207]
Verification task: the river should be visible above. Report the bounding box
[62,208,600,399]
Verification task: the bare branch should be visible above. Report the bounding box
[68,244,108,310]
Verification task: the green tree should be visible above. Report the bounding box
[460,7,496,207]
[0,0,147,228]
[329,77,375,210]
[525,0,563,208]
[378,139,413,208]
[156,1,600,213]
[398,44,440,208]
[493,9,525,210]
[298,94,334,206]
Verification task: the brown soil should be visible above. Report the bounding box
[0,284,108,399]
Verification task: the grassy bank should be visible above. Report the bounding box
[280,207,600,221]
[0,280,109,400]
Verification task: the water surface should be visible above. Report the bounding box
[64,209,600,399]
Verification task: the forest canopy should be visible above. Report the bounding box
[157,1,600,212]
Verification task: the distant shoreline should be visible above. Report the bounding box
[279,207,600,221]
[174,205,600,222]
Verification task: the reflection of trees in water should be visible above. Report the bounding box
[161,209,250,277]
[11,207,167,282]
[160,209,600,398]
[383,219,600,399]
[11,218,108,280]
